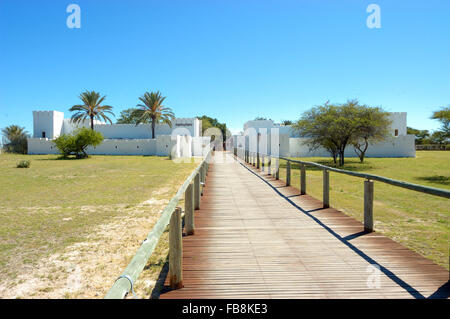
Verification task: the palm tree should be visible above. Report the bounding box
[69,90,115,130]
[134,91,175,139]
[1,125,28,141]
[1,125,29,153]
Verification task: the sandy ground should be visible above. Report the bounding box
[0,189,172,299]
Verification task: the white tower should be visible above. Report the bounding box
[32,111,64,139]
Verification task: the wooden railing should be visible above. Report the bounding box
[235,148,450,233]
[105,150,212,299]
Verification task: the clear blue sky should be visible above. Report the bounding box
[1,0,449,134]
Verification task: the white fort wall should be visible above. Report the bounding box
[289,135,416,158]
[29,110,206,157]
[28,135,211,157]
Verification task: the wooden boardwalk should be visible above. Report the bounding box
[159,152,449,299]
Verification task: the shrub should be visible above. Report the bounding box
[17,160,30,168]
[53,128,104,158]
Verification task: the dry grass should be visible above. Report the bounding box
[0,154,198,298]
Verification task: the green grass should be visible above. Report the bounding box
[0,154,198,281]
[274,151,449,269]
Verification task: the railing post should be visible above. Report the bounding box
[201,163,205,196]
[268,155,271,175]
[194,173,200,210]
[300,164,306,195]
[257,152,260,169]
[261,155,265,172]
[364,179,374,233]
[169,207,183,289]
[286,161,291,186]
[323,169,329,208]
[185,183,195,235]
[275,158,279,180]
[200,163,204,183]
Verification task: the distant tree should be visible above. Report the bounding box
[407,127,430,145]
[116,108,140,124]
[69,90,115,130]
[53,127,104,158]
[431,106,450,138]
[292,100,390,166]
[197,115,229,142]
[1,125,29,154]
[425,131,448,145]
[134,91,175,139]
[281,120,293,126]
[351,107,391,163]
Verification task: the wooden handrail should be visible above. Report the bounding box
[278,156,450,199]
[105,150,212,299]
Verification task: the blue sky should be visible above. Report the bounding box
[0,0,449,134]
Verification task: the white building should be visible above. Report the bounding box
[28,111,210,157]
[233,112,415,158]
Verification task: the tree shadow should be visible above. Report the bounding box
[415,175,449,186]
[34,156,89,161]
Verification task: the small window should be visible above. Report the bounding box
[42,131,46,138]
[115,146,118,149]
[137,146,139,149]
[394,129,399,136]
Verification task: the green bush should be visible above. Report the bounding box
[16,160,30,168]
[53,128,104,159]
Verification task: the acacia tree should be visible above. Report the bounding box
[351,107,391,163]
[292,104,340,164]
[69,90,115,130]
[292,100,390,166]
[134,91,175,139]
